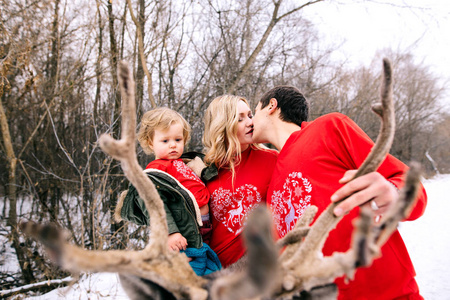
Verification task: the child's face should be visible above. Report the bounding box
[150,122,185,160]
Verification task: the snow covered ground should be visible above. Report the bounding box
[398,174,450,299]
[26,273,128,300]
[4,174,450,299]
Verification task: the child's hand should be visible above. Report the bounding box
[168,233,188,251]
[200,204,209,216]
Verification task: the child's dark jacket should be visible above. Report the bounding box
[117,167,204,249]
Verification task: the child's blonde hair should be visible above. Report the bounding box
[138,107,191,155]
[203,95,262,179]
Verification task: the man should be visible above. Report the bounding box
[252,85,427,299]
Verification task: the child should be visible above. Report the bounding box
[116,107,220,275]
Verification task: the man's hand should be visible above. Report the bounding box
[168,233,188,251]
[331,171,399,218]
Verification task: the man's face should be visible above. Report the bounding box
[252,102,268,143]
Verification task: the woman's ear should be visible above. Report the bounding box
[268,98,278,114]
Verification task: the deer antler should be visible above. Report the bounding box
[99,61,169,256]
[19,60,282,300]
[20,59,423,300]
[21,62,208,300]
[209,206,279,300]
[353,58,395,178]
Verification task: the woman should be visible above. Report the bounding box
[203,95,278,267]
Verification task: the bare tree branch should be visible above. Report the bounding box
[126,0,157,108]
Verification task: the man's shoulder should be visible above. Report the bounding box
[250,146,278,159]
[311,112,348,124]
[283,112,350,151]
[303,112,354,132]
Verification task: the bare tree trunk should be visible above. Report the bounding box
[0,92,35,283]
[94,0,103,122]
[49,0,60,86]
[107,0,120,136]
[226,0,323,93]
[164,5,183,108]
[0,0,64,284]
[47,0,62,222]
[107,0,126,249]
[135,0,145,117]
[126,0,156,109]
[92,2,104,249]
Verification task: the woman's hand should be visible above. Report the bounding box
[186,156,206,177]
[167,232,188,251]
[331,170,399,218]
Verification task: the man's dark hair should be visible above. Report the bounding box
[259,85,309,127]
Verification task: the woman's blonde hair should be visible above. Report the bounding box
[203,95,261,178]
[138,107,191,155]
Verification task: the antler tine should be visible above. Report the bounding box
[118,61,137,145]
[99,61,168,256]
[210,206,279,300]
[277,205,317,259]
[347,162,422,273]
[89,62,209,299]
[20,61,206,300]
[374,162,422,247]
[353,58,395,178]
[99,61,137,162]
[277,59,397,296]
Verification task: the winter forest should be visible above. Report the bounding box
[1,0,449,298]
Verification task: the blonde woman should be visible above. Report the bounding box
[203,95,278,267]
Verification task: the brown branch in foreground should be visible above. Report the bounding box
[353,58,395,178]
[19,58,423,300]
[21,61,208,300]
[0,277,73,298]
[210,206,279,300]
[374,161,423,247]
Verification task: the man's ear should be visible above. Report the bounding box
[268,98,278,114]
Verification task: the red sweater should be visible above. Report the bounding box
[146,158,210,208]
[206,147,278,267]
[268,113,427,300]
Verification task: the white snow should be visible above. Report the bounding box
[398,174,450,299]
[3,174,449,299]
[26,273,128,300]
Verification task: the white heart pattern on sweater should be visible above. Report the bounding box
[210,184,261,235]
[269,172,312,238]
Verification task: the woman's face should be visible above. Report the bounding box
[236,100,254,151]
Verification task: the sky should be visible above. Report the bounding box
[303,0,450,103]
